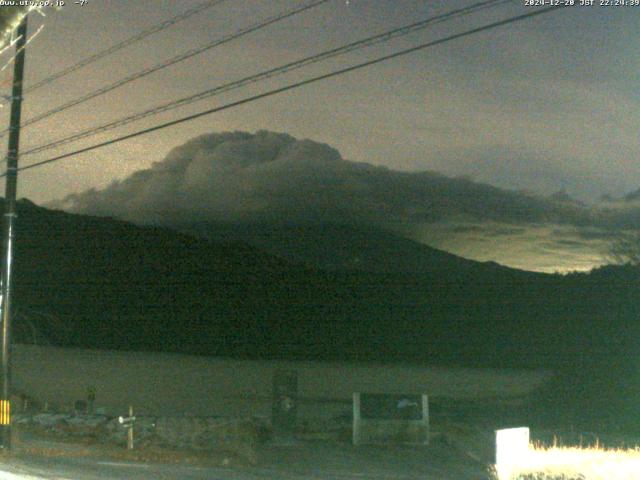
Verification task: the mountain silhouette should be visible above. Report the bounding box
[6,199,640,427]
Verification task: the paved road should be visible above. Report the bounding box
[1,441,489,479]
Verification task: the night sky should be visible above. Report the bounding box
[1,1,638,272]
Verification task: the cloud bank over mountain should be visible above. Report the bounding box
[49,130,640,272]
[50,130,592,226]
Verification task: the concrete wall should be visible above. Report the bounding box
[12,344,551,418]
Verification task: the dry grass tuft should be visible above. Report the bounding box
[492,442,640,480]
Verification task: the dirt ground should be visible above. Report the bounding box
[3,428,492,480]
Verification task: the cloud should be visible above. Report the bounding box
[48,130,640,272]
[51,130,594,225]
[412,222,613,273]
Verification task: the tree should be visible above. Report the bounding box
[608,231,640,266]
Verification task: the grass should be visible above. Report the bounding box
[11,423,257,467]
[493,441,640,480]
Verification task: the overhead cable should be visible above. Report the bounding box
[7,5,564,176]
[22,0,509,157]
[5,0,331,139]
[23,0,231,95]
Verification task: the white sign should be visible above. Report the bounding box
[495,427,530,480]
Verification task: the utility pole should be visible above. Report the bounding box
[0,15,28,450]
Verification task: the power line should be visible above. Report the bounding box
[22,0,230,95]
[22,0,509,157]
[7,5,564,177]
[3,0,330,138]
